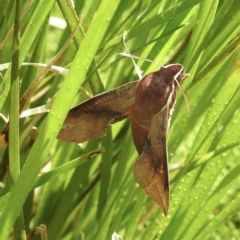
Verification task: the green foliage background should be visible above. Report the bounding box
[0,0,240,239]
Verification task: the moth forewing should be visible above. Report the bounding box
[57,80,140,143]
[133,107,170,215]
[133,64,187,215]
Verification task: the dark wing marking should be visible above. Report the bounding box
[57,80,140,143]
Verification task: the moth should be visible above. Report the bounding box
[57,64,189,215]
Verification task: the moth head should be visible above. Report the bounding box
[165,63,190,113]
[162,63,188,84]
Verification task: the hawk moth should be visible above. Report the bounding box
[58,64,188,215]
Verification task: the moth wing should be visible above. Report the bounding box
[57,80,140,143]
[133,107,170,215]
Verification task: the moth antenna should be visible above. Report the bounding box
[122,31,143,79]
[173,74,190,114]
[119,53,162,67]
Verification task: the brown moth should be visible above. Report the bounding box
[57,64,188,215]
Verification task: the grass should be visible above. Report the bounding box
[0,0,240,239]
